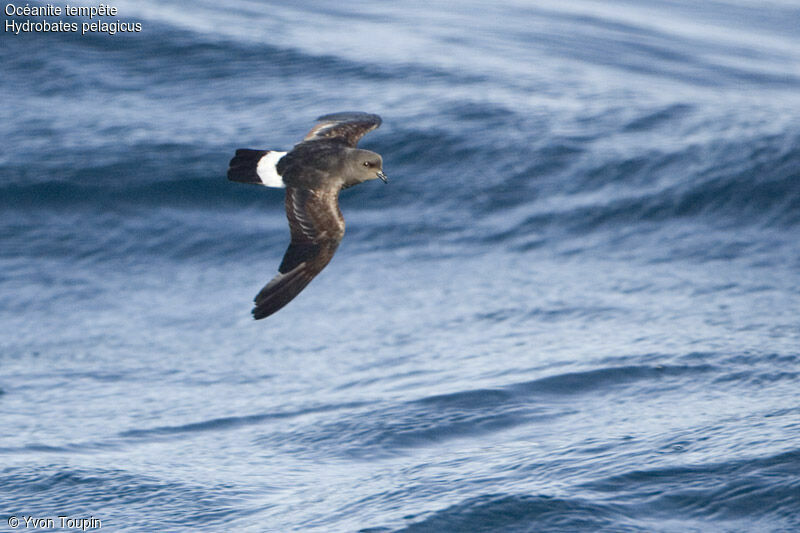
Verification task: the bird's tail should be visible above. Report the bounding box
[227,149,286,188]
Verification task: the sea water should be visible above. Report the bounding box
[2,1,799,531]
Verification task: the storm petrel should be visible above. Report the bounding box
[227,112,387,320]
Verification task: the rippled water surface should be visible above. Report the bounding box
[2,1,800,531]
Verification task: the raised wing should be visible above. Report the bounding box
[252,187,344,319]
[303,112,382,147]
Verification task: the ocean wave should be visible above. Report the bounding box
[2,130,797,271]
[393,447,800,531]
[250,363,714,459]
[118,401,367,440]
[395,493,624,532]
[3,11,486,100]
[0,465,252,530]
[581,448,800,529]
[471,129,800,244]
[7,124,797,226]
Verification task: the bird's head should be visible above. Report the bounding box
[345,149,388,187]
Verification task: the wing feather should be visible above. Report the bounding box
[252,264,317,320]
[303,112,382,147]
[251,187,344,319]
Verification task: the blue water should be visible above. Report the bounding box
[2,0,800,531]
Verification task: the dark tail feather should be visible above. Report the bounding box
[228,149,268,184]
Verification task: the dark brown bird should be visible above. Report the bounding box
[227,112,387,319]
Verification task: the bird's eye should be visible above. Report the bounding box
[363,161,371,167]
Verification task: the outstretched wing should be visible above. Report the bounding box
[252,187,344,319]
[303,112,382,147]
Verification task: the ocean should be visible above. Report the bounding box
[2,0,800,531]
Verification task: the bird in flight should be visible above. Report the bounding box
[227,112,387,319]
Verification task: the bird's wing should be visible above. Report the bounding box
[303,112,382,147]
[252,187,344,319]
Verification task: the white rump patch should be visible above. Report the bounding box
[256,151,287,188]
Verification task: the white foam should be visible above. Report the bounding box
[256,151,287,188]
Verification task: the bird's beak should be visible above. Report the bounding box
[377,170,388,183]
